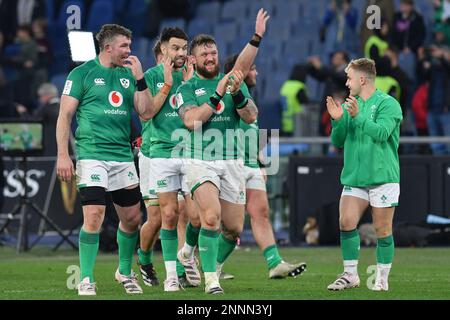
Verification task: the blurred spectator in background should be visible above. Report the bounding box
[321,0,359,52]
[2,26,38,111]
[0,1,17,45]
[411,74,431,154]
[33,83,60,156]
[280,65,309,137]
[16,0,46,28]
[0,31,6,96]
[416,27,450,154]
[360,0,396,53]
[391,0,426,55]
[307,51,350,136]
[375,57,401,101]
[383,47,411,116]
[433,0,450,45]
[364,19,390,64]
[32,18,52,89]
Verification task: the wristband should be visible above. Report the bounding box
[136,78,148,91]
[207,91,223,110]
[160,83,172,95]
[249,33,262,48]
[232,90,247,109]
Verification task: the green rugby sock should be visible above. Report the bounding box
[117,228,138,277]
[79,229,99,282]
[217,233,237,264]
[198,228,219,272]
[263,245,283,270]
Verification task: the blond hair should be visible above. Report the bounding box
[345,58,377,80]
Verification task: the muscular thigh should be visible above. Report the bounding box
[339,195,369,230]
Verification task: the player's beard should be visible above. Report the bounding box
[173,55,186,69]
[196,61,219,78]
[113,54,129,67]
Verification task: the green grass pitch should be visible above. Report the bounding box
[1,246,449,300]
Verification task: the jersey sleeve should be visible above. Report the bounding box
[353,97,403,143]
[330,105,350,148]
[175,81,198,112]
[144,70,158,97]
[62,67,84,100]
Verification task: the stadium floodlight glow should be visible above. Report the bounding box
[68,31,97,62]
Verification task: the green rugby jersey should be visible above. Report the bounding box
[140,63,187,158]
[176,72,253,161]
[239,119,260,168]
[331,89,403,187]
[63,57,136,162]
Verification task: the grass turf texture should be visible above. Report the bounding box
[0,246,449,300]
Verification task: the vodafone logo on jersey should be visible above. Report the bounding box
[213,100,225,115]
[108,91,123,107]
[169,94,179,110]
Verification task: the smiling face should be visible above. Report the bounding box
[162,37,188,69]
[105,34,131,67]
[192,42,220,78]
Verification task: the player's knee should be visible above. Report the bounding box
[339,216,357,230]
[203,211,220,228]
[247,203,269,220]
[375,225,392,238]
[121,211,141,230]
[189,215,201,228]
[83,210,104,232]
[111,187,141,207]
[222,226,241,241]
[161,206,179,226]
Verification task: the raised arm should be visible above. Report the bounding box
[56,95,78,181]
[147,58,174,118]
[232,9,270,78]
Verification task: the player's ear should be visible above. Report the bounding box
[160,43,168,56]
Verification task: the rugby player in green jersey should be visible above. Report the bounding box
[176,9,269,294]
[56,24,158,296]
[137,27,202,292]
[219,55,307,280]
[326,58,402,292]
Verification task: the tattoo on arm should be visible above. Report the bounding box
[239,100,258,121]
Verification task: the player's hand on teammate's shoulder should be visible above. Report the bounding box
[255,8,270,37]
[124,55,144,80]
[326,96,344,121]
